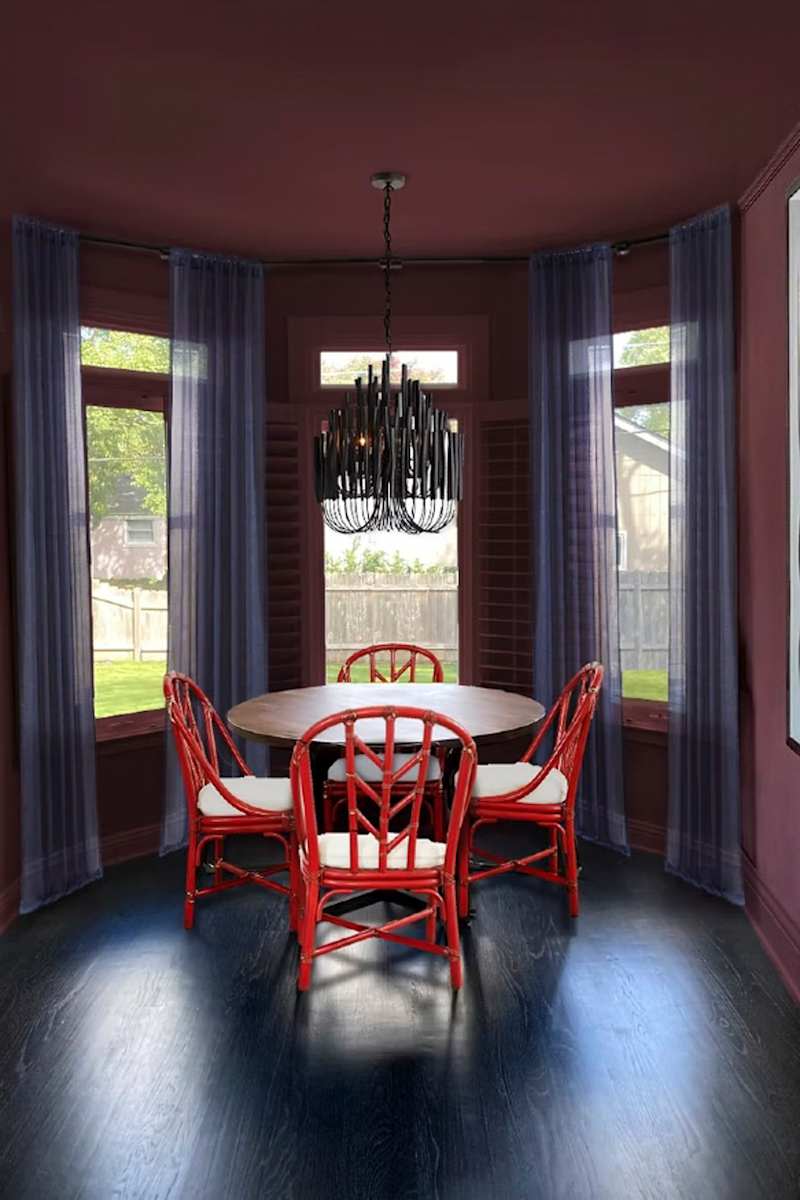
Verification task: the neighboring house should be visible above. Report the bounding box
[90,476,166,584]
[614,414,668,572]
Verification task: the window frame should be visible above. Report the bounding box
[613,350,670,733]
[82,365,169,740]
[289,315,488,686]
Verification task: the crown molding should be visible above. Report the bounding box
[739,120,800,212]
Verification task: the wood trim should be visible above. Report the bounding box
[622,698,668,735]
[101,822,161,867]
[626,817,666,856]
[613,362,669,408]
[0,821,164,935]
[96,710,165,746]
[742,852,800,1004]
[290,316,489,688]
[0,876,20,936]
[739,119,800,212]
[288,314,490,405]
[82,366,168,411]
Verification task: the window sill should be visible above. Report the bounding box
[622,698,668,737]
[95,709,166,744]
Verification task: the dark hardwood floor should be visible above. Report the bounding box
[0,839,798,1200]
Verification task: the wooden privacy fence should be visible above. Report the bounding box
[90,570,666,671]
[327,570,667,672]
[92,583,167,661]
[326,572,459,664]
[619,571,668,671]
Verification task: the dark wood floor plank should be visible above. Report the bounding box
[0,841,798,1200]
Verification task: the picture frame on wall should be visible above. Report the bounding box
[788,186,800,753]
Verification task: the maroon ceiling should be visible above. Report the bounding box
[2,0,800,259]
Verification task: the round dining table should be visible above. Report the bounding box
[228,683,545,749]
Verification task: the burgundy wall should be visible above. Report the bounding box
[0,228,669,934]
[738,125,800,1001]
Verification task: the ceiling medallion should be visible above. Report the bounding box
[313,173,464,534]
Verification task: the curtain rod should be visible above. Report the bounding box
[79,230,669,266]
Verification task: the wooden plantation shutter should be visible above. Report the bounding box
[266,419,303,693]
[476,417,533,694]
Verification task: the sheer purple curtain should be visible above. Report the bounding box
[12,216,101,911]
[161,250,267,854]
[530,244,628,852]
[668,206,742,902]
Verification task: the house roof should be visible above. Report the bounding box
[614,412,669,475]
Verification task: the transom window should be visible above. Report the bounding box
[320,349,459,387]
[613,326,670,369]
[81,326,170,372]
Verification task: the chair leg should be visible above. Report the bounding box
[425,898,437,944]
[297,877,319,992]
[443,878,463,989]
[184,827,198,930]
[565,816,580,918]
[288,833,300,934]
[549,826,559,871]
[457,821,471,920]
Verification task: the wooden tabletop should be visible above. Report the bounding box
[228,683,545,749]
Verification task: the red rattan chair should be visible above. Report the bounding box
[291,705,476,991]
[326,642,447,838]
[164,672,298,931]
[457,663,603,920]
[336,642,445,683]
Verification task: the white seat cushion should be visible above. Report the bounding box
[197,775,293,818]
[327,750,441,784]
[313,832,446,870]
[469,762,569,805]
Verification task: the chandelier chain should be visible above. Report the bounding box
[383,183,392,359]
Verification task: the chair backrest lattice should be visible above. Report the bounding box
[521,662,604,805]
[164,672,255,817]
[337,642,445,684]
[292,706,476,873]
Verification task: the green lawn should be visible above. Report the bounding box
[326,661,459,683]
[93,659,667,718]
[622,669,668,702]
[327,662,666,699]
[94,660,166,718]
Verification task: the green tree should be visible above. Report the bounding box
[86,407,166,527]
[341,538,362,573]
[322,352,449,387]
[616,326,670,368]
[617,404,670,438]
[81,327,170,372]
[361,548,389,572]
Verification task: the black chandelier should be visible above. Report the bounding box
[313,172,464,535]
